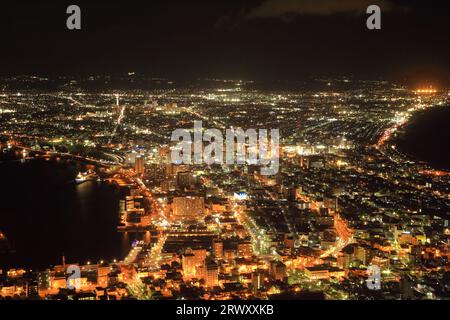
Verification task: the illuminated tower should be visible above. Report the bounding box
[182,249,196,279]
[135,156,145,176]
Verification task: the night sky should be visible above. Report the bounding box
[1,0,449,85]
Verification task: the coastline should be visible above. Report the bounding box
[394,104,450,171]
[0,155,128,270]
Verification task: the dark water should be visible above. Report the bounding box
[397,105,450,170]
[0,156,140,270]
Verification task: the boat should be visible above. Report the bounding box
[75,169,98,184]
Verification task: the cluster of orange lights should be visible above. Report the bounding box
[419,170,450,177]
[415,88,437,94]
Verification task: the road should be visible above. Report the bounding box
[297,193,354,258]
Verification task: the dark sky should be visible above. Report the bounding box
[0,0,449,85]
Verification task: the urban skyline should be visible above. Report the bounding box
[0,0,449,302]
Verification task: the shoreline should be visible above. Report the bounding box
[0,155,128,271]
[394,104,450,172]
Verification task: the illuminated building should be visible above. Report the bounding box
[354,246,369,266]
[251,270,264,291]
[213,239,223,259]
[1,285,16,297]
[51,277,67,290]
[37,270,51,290]
[237,240,252,258]
[172,196,205,221]
[119,200,126,214]
[126,195,144,211]
[182,249,196,279]
[337,244,371,268]
[159,146,171,164]
[135,156,145,175]
[26,281,39,298]
[337,252,351,269]
[304,265,345,280]
[299,156,309,168]
[204,259,219,288]
[211,201,227,212]
[97,265,110,288]
[223,248,236,261]
[233,191,248,201]
[191,248,207,267]
[126,208,146,224]
[161,179,177,192]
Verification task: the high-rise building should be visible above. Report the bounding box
[37,270,51,290]
[204,260,219,288]
[252,270,264,291]
[337,252,352,269]
[354,246,368,266]
[182,249,196,279]
[135,156,145,175]
[26,281,39,298]
[213,239,223,259]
